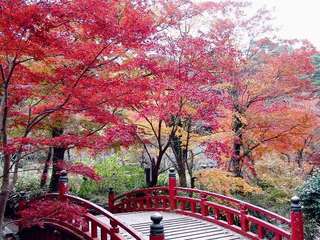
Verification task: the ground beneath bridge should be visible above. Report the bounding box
[114,211,247,240]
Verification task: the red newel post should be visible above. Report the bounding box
[291,196,304,240]
[58,170,68,201]
[150,213,165,240]
[168,168,177,210]
[108,188,115,212]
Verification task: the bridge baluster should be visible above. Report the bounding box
[150,213,165,240]
[101,227,107,240]
[275,233,282,240]
[146,192,151,209]
[290,196,304,240]
[257,225,264,238]
[91,221,98,238]
[110,219,120,240]
[214,207,219,220]
[226,212,234,225]
[240,204,249,232]
[200,194,208,216]
[169,168,177,210]
[81,219,89,233]
[191,200,196,213]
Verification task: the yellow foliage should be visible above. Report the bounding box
[255,153,306,195]
[196,169,262,195]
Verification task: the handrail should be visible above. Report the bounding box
[45,193,146,240]
[114,186,168,202]
[175,187,291,225]
[110,168,302,240]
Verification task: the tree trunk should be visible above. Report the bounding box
[40,148,52,188]
[149,155,162,187]
[144,167,152,187]
[229,114,243,177]
[49,128,66,192]
[0,154,11,238]
[170,134,187,187]
[0,64,11,237]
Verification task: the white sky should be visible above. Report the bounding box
[194,0,320,49]
[252,0,320,49]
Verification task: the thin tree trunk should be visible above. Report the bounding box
[150,155,163,187]
[49,128,66,192]
[229,114,243,177]
[0,154,11,238]
[0,61,13,237]
[40,148,52,188]
[170,134,187,187]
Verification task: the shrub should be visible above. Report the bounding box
[15,172,43,197]
[196,169,262,195]
[71,155,146,200]
[298,171,320,240]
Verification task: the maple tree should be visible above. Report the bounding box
[201,7,317,178]
[0,0,318,236]
[0,0,156,234]
[128,1,229,187]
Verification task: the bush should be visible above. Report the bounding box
[71,155,146,201]
[298,171,320,240]
[15,172,43,197]
[233,179,291,218]
[196,169,262,195]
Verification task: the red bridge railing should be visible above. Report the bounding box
[109,168,304,240]
[18,171,164,240]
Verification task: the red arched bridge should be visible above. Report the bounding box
[18,169,304,240]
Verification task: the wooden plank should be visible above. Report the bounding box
[113,212,247,240]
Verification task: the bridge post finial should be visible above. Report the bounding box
[58,170,68,200]
[168,168,177,210]
[150,212,165,240]
[291,196,304,240]
[108,188,115,213]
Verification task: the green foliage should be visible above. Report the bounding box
[15,172,43,198]
[234,179,291,221]
[71,155,146,201]
[157,173,168,186]
[298,171,320,240]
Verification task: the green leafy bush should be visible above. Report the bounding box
[298,171,320,240]
[71,155,146,201]
[16,172,43,197]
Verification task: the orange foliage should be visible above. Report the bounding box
[196,169,261,195]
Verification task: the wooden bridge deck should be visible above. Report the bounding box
[99,212,247,240]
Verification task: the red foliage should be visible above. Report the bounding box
[60,162,102,182]
[19,199,87,229]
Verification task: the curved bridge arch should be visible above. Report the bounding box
[19,193,146,240]
[19,169,304,240]
[109,169,303,240]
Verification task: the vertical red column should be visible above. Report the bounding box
[200,193,208,216]
[58,170,68,201]
[168,168,177,210]
[150,213,165,240]
[108,188,115,213]
[240,204,249,232]
[291,196,304,240]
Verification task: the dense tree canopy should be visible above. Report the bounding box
[0,0,319,236]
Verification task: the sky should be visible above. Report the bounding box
[194,0,320,49]
[251,0,320,49]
